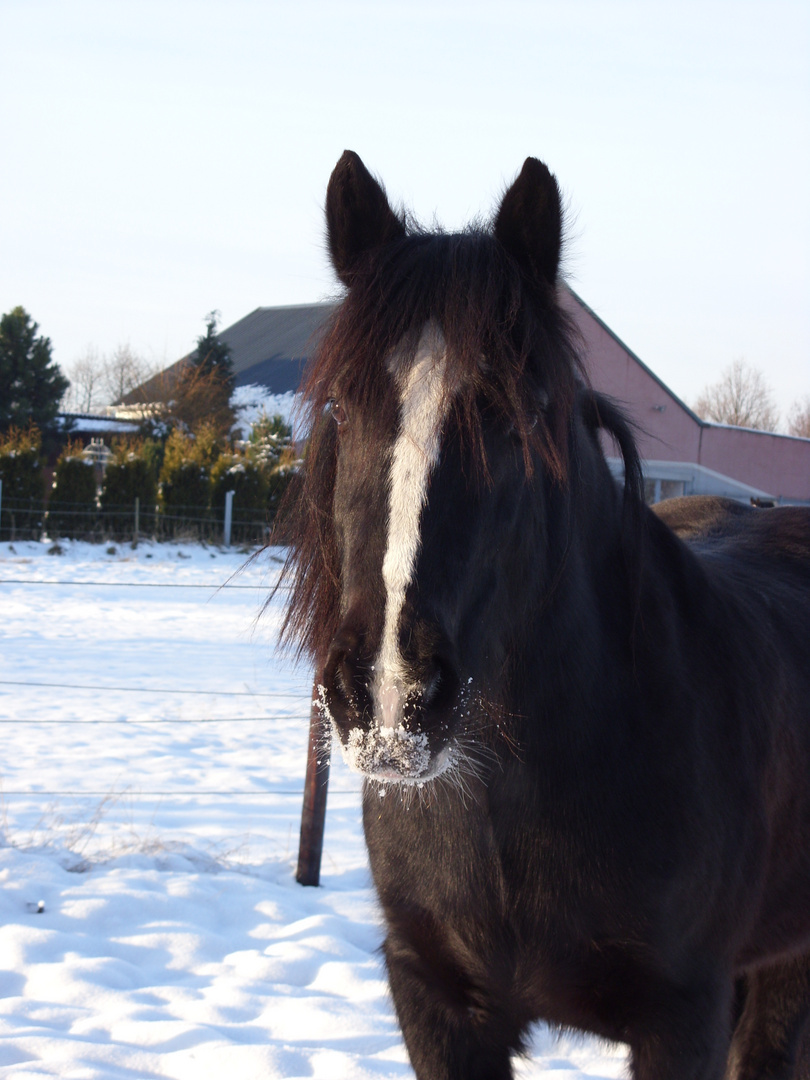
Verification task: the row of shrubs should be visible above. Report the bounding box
[0,416,299,543]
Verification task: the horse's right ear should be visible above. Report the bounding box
[494,158,562,290]
[326,151,406,286]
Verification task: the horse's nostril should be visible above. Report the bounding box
[420,656,458,710]
[325,628,369,709]
[325,647,353,704]
[421,667,441,705]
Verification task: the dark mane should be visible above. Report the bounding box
[579,385,646,534]
[275,225,595,667]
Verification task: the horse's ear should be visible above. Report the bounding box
[494,158,562,289]
[326,151,406,286]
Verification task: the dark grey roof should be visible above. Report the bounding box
[121,303,337,404]
[220,303,336,391]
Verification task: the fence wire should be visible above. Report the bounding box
[0,496,275,545]
[0,571,344,803]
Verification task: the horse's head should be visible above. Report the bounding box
[284,152,583,786]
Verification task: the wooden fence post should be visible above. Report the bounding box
[296,676,331,886]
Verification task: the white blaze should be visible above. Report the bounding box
[373,326,449,729]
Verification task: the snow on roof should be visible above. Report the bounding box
[60,414,141,434]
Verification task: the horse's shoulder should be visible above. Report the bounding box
[652,495,810,563]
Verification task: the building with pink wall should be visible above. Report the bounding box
[563,289,810,504]
[144,297,808,505]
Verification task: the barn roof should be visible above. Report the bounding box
[121,303,336,405]
[221,303,336,390]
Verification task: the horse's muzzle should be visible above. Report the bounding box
[321,624,461,780]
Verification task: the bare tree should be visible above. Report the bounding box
[150,361,235,436]
[63,347,105,412]
[63,344,157,413]
[693,359,780,432]
[102,345,155,405]
[787,396,810,438]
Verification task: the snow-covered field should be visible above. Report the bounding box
[0,539,628,1079]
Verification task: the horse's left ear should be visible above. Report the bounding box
[326,150,406,286]
[494,158,562,289]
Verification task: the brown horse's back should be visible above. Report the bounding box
[658,495,810,992]
[654,495,810,562]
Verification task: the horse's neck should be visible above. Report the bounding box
[530,441,709,708]
[561,433,632,600]
[525,441,640,690]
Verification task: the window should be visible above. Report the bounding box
[644,478,685,504]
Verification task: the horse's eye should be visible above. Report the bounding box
[328,399,348,427]
[507,414,539,440]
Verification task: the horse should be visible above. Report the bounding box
[277,150,810,1079]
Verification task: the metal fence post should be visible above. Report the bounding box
[223,489,234,546]
[134,497,140,542]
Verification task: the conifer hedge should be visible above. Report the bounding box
[158,426,221,532]
[47,442,97,539]
[0,411,303,543]
[0,427,45,540]
[100,439,159,538]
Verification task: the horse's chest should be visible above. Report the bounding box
[364,789,649,1034]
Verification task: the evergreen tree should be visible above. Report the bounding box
[158,424,220,517]
[168,312,236,437]
[0,307,69,442]
[247,411,293,466]
[194,311,234,386]
[47,441,98,539]
[246,411,300,518]
[0,427,45,540]
[101,440,159,539]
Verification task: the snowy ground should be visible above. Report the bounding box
[0,539,629,1079]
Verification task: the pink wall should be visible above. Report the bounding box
[561,290,701,464]
[698,425,810,502]
[560,289,810,502]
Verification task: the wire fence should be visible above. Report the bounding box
[0,496,274,545]
[0,579,288,589]
[0,573,349,804]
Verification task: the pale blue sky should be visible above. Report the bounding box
[2,0,808,415]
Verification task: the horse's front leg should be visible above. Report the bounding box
[629,974,734,1080]
[383,934,521,1080]
[726,954,810,1079]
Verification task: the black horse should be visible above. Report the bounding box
[279,151,810,1079]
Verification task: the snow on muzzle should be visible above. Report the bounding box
[317,649,461,783]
